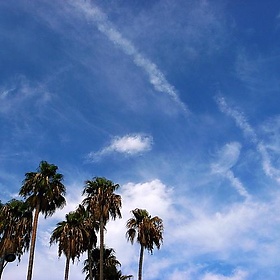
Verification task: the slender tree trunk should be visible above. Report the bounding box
[27,204,40,280]
[88,248,93,280]
[0,256,5,279]
[64,256,70,280]
[0,232,8,279]
[0,230,13,279]
[0,230,8,257]
[138,245,144,280]
[99,216,104,280]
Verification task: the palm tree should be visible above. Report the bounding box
[0,199,32,278]
[83,247,133,280]
[126,208,163,280]
[82,177,122,280]
[115,271,133,280]
[80,205,99,280]
[19,161,66,280]
[50,206,90,280]
[83,247,119,280]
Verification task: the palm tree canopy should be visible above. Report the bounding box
[126,208,163,254]
[83,247,133,280]
[0,199,32,260]
[75,204,99,249]
[50,208,90,263]
[82,177,122,224]
[19,161,66,217]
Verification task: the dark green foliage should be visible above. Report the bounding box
[0,199,32,260]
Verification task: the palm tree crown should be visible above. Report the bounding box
[82,177,122,223]
[19,161,66,217]
[0,199,32,278]
[0,199,32,260]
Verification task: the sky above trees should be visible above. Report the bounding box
[1,1,280,279]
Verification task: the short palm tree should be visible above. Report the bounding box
[50,207,90,280]
[19,161,66,280]
[70,204,99,280]
[83,247,133,280]
[82,177,122,280]
[0,199,32,278]
[126,208,163,280]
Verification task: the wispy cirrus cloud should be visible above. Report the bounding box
[0,76,51,115]
[69,0,189,115]
[211,142,250,200]
[87,133,153,161]
[211,142,242,174]
[215,95,280,184]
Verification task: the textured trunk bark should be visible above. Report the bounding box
[64,256,70,280]
[88,248,93,280]
[0,257,5,279]
[99,216,104,280]
[0,230,8,279]
[138,245,144,280]
[27,204,40,280]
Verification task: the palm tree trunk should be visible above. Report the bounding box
[0,256,5,279]
[27,204,40,280]
[88,248,93,280]
[138,245,144,280]
[0,230,12,279]
[99,216,104,280]
[64,256,70,280]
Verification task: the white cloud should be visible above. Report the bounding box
[88,133,153,161]
[215,96,257,143]
[210,142,250,199]
[202,269,248,280]
[224,170,251,200]
[105,179,174,276]
[69,0,189,115]
[215,95,280,183]
[0,76,52,115]
[260,115,280,154]
[211,142,241,174]
[169,192,280,273]
[173,202,258,254]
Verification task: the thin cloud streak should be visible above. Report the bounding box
[224,170,251,200]
[70,0,189,115]
[215,95,280,184]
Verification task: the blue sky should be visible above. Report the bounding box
[1,0,280,279]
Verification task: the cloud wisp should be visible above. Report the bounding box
[201,269,248,280]
[0,76,51,115]
[215,95,280,184]
[69,0,189,115]
[211,142,251,200]
[87,133,153,161]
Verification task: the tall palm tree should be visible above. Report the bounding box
[126,208,163,280]
[19,161,66,280]
[50,207,90,280]
[0,199,32,278]
[82,177,122,280]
